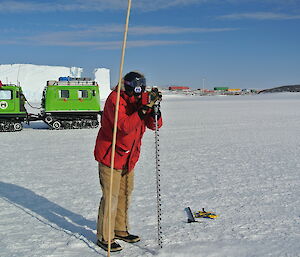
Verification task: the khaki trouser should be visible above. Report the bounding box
[97,163,134,242]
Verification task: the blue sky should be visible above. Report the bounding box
[0,0,299,89]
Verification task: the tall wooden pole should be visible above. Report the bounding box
[107,0,132,256]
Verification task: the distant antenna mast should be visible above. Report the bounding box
[17,64,21,86]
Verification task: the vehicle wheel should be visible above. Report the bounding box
[14,123,23,131]
[77,121,83,129]
[81,121,87,128]
[91,120,99,128]
[3,122,10,132]
[72,121,82,129]
[52,121,62,130]
[45,116,53,124]
[72,121,78,129]
[64,122,72,129]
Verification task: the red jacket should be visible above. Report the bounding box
[94,90,163,172]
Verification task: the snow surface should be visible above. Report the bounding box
[1,93,300,257]
[0,64,111,102]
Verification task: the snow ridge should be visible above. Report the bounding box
[0,64,111,102]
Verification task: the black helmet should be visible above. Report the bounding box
[124,71,146,95]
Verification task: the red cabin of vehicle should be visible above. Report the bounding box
[169,86,190,90]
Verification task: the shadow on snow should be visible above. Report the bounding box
[0,181,104,255]
[23,121,49,130]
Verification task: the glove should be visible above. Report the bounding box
[146,88,162,109]
[138,88,162,120]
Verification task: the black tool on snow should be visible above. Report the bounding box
[185,207,198,223]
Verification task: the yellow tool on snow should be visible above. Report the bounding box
[193,208,218,219]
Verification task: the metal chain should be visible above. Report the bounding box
[154,104,163,248]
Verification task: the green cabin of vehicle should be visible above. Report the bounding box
[214,87,229,91]
[0,84,27,116]
[42,81,101,113]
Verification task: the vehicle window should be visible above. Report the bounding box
[0,90,12,100]
[59,90,69,98]
[92,90,96,96]
[78,90,88,98]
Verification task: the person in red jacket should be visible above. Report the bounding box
[94,71,162,252]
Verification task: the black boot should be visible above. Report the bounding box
[115,232,140,243]
[96,240,123,252]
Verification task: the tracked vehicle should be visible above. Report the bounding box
[0,82,28,132]
[41,77,101,130]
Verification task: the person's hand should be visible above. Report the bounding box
[138,88,162,119]
[146,88,162,108]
